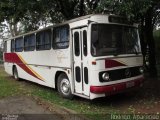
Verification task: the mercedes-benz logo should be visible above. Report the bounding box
[125,69,131,78]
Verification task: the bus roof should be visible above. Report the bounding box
[5,14,131,41]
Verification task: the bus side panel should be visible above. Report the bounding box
[4,47,71,88]
[4,40,13,76]
[4,62,13,76]
[15,64,54,87]
[19,49,71,70]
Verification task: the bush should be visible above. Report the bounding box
[153,30,160,59]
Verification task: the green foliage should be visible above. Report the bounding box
[154,30,160,53]
[96,0,151,22]
[154,30,160,40]
[153,30,160,76]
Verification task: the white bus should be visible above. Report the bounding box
[3,14,144,99]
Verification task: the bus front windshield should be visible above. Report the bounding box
[91,24,141,56]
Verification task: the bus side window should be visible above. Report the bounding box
[53,25,69,49]
[15,37,23,52]
[11,40,15,52]
[4,41,7,52]
[36,29,51,50]
[83,30,87,56]
[24,34,35,51]
[74,32,80,56]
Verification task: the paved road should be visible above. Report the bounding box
[0,96,64,120]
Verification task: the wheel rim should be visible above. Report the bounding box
[60,79,70,95]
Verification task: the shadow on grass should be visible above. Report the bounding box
[8,74,160,103]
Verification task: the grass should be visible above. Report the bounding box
[0,67,21,98]
[0,66,160,120]
[0,66,118,120]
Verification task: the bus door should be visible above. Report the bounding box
[72,27,89,96]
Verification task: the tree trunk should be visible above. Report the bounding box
[145,7,157,77]
[140,17,147,68]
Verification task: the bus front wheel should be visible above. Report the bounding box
[57,73,73,99]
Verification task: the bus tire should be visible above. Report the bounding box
[13,66,19,81]
[57,73,73,99]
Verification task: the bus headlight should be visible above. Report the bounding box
[139,67,144,73]
[102,72,110,81]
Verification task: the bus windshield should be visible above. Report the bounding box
[91,24,141,56]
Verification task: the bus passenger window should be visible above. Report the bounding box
[74,32,80,56]
[53,25,69,49]
[36,29,51,50]
[24,34,35,51]
[91,25,99,56]
[11,40,15,52]
[4,41,7,52]
[15,37,23,52]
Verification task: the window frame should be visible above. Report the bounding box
[36,29,52,51]
[11,39,15,52]
[52,25,70,49]
[91,24,140,57]
[24,34,36,51]
[15,37,24,52]
[4,41,7,52]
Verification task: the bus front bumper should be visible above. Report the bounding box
[90,77,144,94]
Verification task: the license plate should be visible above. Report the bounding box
[126,81,135,88]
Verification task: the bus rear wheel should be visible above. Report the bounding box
[13,66,19,80]
[57,73,73,99]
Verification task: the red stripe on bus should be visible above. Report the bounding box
[4,53,43,81]
[105,59,126,68]
[90,77,144,94]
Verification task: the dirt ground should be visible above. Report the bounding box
[0,96,51,114]
[93,75,160,114]
[0,95,87,120]
[132,76,160,114]
[0,96,65,120]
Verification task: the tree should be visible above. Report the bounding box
[0,0,159,76]
[40,0,100,20]
[0,0,54,36]
[96,0,160,77]
[143,1,160,76]
[0,0,29,36]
